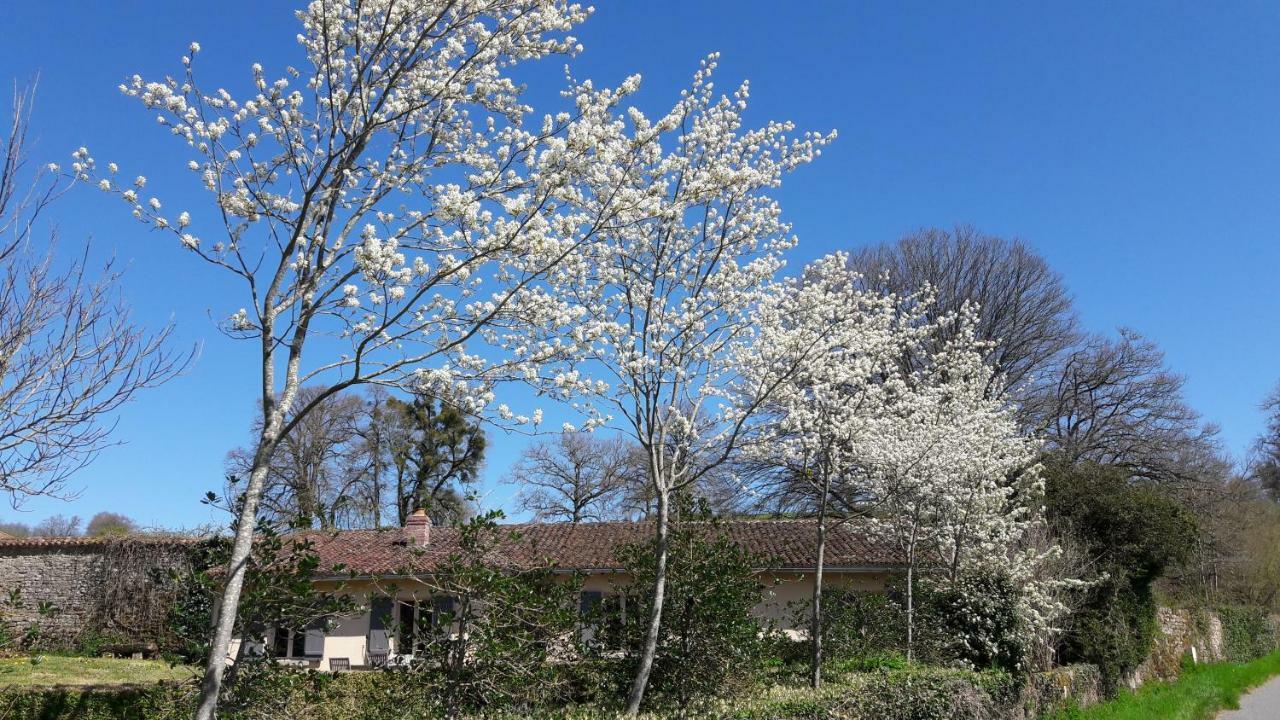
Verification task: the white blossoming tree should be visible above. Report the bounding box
[859,313,1048,662]
[745,261,1057,671]
[515,56,834,713]
[68,2,680,716]
[738,253,942,688]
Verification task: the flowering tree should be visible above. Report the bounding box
[514,56,834,713]
[68,1,675,716]
[739,253,940,688]
[859,313,1050,662]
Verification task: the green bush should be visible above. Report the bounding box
[602,519,768,710]
[784,587,904,667]
[1218,605,1278,662]
[1044,460,1199,689]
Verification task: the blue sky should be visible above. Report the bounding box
[2,1,1278,530]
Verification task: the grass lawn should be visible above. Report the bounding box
[1051,651,1280,720]
[0,656,195,688]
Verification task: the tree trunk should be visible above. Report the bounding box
[194,428,281,720]
[625,488,670,715]
[810,488,828,689]
[905,559,915,664]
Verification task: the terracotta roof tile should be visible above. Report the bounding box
[296,519,900,577]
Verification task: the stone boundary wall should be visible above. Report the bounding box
[1129,606,1280,689]
[0,538,193,648]
[1130,607,1225,686]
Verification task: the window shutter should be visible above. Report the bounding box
[368,596,393,655]
[369,596,393,631]
[433,595,456,631]
[304,626,325,657]
[580,591,603,615]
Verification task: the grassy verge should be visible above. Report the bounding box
[1050,650,1280,720]
[0,656,195,687]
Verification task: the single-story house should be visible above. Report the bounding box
[249,511,902,671]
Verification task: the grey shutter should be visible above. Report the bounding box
[370,597,393,630]
[580,591,603,615]
[368,596,393,655]
[303,623,325,657]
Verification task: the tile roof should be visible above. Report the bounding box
[296,519,901,577]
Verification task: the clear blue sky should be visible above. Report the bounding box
[2,1,1278,530]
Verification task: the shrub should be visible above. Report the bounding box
[383,511,583,717]
[604,518,768,710]
[1044,460,1198,688]
[785,587,904,666]
[1218,605,1278,662]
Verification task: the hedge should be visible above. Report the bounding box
[0,666,1041,720]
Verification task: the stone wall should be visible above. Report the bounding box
[1129,607,1224,686]
[0,538,192,648]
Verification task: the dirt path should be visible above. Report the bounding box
[1217,675,1280,719]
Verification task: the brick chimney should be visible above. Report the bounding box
[405,508,431,546]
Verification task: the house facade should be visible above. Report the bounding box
[252,513,901,671]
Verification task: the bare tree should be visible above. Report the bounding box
[226,386,368,529]
[509,432,635,523]
[1249,383,1280,501]
[31,513,81,537]
[0,86,190,506]
[846,225,1080,415]
[0,521,29,537]
[1040,327,1217,483]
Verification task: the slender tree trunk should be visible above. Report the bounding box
[905,547,915,664]
[625,488,669,715]
[194,425,283,720]
[810,487,828,689]
[906,564,914,662]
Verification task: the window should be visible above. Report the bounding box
[271,623,324,659]
[394,596,459,655]
[397,599,417,653]
[580,591,624,650]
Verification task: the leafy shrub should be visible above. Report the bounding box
[1218,605,1278,662]
[603,519,768,710]
[382,511,583,717]
[1044,459,1199,688]
[1060,576,1156,690]
[784,587,905,666]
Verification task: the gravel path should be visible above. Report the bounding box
[1217,675,1280,719]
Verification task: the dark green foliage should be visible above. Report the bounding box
[1062,576,1156,688]
[385,510,582,717]
[0,665,1025,720]
[784,587,904,666]
[1218,605,1278,662]
[919,570,1028,674]
[1045,459,1199,688]
[603,520,767,710]
[386,395,486,526]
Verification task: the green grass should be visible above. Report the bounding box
[1050,650,1280,720]
[0,656,196,688]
